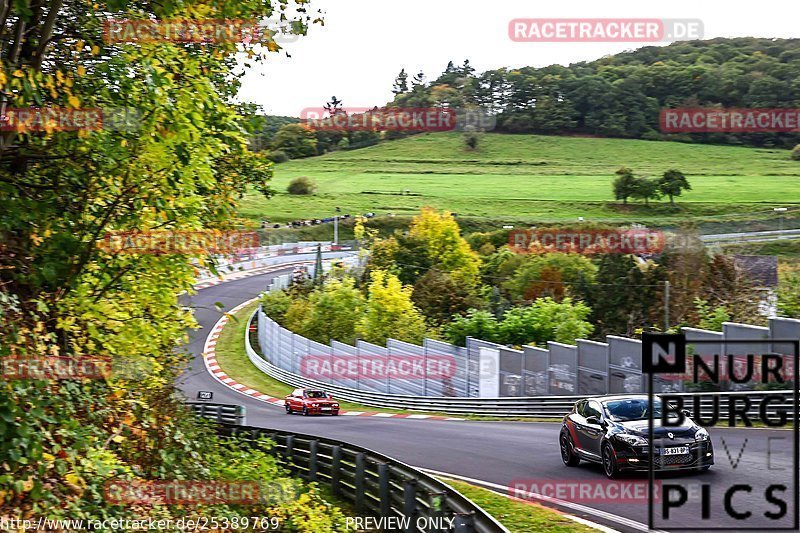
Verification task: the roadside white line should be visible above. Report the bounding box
[417,468,663,533]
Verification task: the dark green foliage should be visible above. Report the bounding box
[287,176,317,195]
[388,38,800,148]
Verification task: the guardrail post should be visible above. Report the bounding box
[378,463,391,522]
[453,512,475,532]
[331,445,342,496]
[285,435,295,474]
[428,491,446,532]
[403,479,418,533]
[355,452,366,514]
[309,440,318,482]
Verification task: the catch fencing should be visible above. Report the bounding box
[246,312,798,418]
[256,297,800,398]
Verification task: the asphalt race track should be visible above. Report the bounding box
[177,268,799,532]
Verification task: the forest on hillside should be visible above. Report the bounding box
[389,38,800,147]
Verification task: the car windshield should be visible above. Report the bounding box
[603,398,662,421]
[305,391,328,399]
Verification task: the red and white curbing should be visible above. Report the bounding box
[201,299,464,421]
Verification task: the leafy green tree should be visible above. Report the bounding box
[284,298,313,334]
[504,252,597,303]
[392,69,409,95]
[411,269,483,325]
[273,123,318,159]
[658,169,692,205]
[408,207,482,286]
[579,254,665,337]
[0,0,327,520]
[324,95,344,115]
[302,278,366,344]
[631,177,661,205]
[613,167,637,204]
[261,290,293,325]
[497,297,594,347]
[357,270,427,344]
[444,309,500,346]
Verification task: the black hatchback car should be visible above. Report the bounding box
[559,395,714,478]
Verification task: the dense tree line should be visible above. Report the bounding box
[390,38,800,148]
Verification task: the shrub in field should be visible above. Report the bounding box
[792,144,800,161]
[287,176,317,195]
[267,150,290,163]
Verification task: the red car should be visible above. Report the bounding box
[284,388,340,416]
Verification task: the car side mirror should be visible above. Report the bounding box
[586,416,601,426]
[682,409,692,418]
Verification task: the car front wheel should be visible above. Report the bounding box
[302,406,308,416]
[560,432,580,466]
[602,442,620,479]
[285,404,291,414]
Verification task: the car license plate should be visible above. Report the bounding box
[321,407,332,411]
[663,446,689,455]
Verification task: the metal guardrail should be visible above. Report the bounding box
[246,309,797,419]
[188,402,247,425]
[184,402,507,533]
[702,228,800,244]
[219,424,508,533]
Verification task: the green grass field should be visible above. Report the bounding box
[240,132,800,225]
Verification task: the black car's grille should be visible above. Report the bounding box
[656,453,693,466]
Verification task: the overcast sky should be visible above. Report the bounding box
[237,0,798,117]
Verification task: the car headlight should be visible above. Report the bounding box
[615,434,648,446]
[332,404,339,408]
[694,428,710,441]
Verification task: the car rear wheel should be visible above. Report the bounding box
[602,443,620,479]
[560,432,580,466]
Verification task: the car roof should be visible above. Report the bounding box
[588,394,651,403]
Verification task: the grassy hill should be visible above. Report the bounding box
[240,132,800,225]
